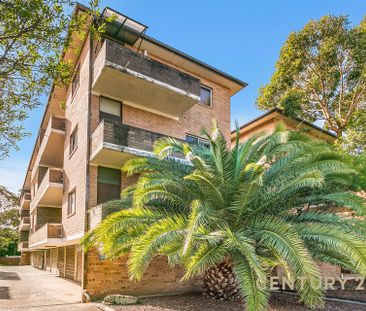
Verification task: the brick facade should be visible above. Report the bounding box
[61,35,91,240]
[85,249,201,300]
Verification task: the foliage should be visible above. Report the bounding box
[256,15,366,154]
[0,0,106,159]
[352,152,366,191]
[83,123,366,311]
[0,186,20,256]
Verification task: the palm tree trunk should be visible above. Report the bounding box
[202,261,240,300]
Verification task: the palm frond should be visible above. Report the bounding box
[128,215,187,280]
[250,217,324,308]
[232,253,270,311]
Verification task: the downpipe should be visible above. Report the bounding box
[82,289,91,302]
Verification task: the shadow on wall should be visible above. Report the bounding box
[0,271,20,280]
[0,286,10,299]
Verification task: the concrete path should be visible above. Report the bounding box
[0,265,98,311]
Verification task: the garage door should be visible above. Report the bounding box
[45,249,51,271]
[65,245,76,280]
[50,248,57,273]
[75,248,83,284]
[57,247,65,277]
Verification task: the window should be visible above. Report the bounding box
[97,167,121,205]
[68,189,76,216]
[31,214,35,233]
[199,85,212,107]
[70,126,78,155]
[71,65,80,96]
[186,134,210,148]
[99,97,122,123]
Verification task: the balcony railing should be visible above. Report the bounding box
[90,120,186,167]
[17,241,29,252]
[19,217,30,231]
[93,39,200,119]
[95,120,169,152]
[29,223,63,248]
[30,168,63,211]
[20,192,31,210]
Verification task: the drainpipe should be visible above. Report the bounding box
[82,289,91,302]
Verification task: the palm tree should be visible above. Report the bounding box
[83,122,366,311]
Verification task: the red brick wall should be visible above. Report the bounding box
[85,249,201,299]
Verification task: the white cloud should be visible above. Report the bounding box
[0,158,28,194]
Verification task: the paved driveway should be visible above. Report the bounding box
[0,265,98,310]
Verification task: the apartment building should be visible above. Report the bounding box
[231,108,337,144]
[18,4,246,300]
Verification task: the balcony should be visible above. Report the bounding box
[93,39,200,119]
[31,116,65,181]
[30,168,63,211]
[17,241,29,252]
[19,217,30,231]
[29,223,63,249]
[90,120,182,167]
[20,192,31,211]
[87,202,124,230]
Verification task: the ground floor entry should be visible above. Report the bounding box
[30,244,83,284]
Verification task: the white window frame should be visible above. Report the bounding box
[186,134,210,147]
[69,126,78,156]
[67,189,76,216]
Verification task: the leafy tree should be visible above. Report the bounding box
[0,0,106,159]
[83,123,366,311]
[0,186,20,256]
[256,15,366,154]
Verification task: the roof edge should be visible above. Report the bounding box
[232,108,337,138]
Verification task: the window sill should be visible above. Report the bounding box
[197,102,213,110]
[67,211,76,219]
[69,146,78,159]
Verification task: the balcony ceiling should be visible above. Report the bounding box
[39,131,64,167]
[93,65,199,120]
[90,145,135,168]
[39,187,63,207]
[20,200,30,211]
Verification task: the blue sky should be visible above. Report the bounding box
[1,0,366,193]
